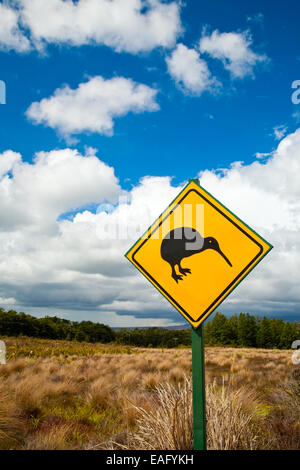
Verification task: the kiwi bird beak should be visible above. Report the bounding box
[217,248,232,267]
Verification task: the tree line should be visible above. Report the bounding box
[204,313,300,349]
[0,308,299,349]
[0,308,114,343]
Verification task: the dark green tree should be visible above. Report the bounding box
[222,314,239,346]
[279,322,299,349]
[237,313,257,347]
[208,313,228,345]
[257,317,274,349]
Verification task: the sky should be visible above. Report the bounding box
[0,0,300,327]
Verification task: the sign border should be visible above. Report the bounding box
[125,179,273,328]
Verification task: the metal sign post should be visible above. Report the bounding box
[192,326,206,450]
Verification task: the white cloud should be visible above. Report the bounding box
[273,125,288,141]
[0,147,120,233]
[0,0,182,56]
[199,132,300,231]
[26,76,159,140]
[0,296,16,305]
[0,154,182,324]
[199,29,267,79]
[198,128,300,316]
[19,0,182,53]
[255,152,272,160]
[1,130,300,324]
[166,43,219,95]
[0,150,22,177]
[0,3,30,52]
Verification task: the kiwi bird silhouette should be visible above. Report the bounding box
[161,227,232,283]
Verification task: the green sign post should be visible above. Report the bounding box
[192,326,206,450]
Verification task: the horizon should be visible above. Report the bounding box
[1,306,300,329]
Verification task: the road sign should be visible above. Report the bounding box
[125,179,273,329]
[125,178,273,450]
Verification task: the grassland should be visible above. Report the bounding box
[3,336,137,360]
[0,336,299,450]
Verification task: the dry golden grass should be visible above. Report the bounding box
[0,382,24,449]
[102,378,262,451]
[206,381,260,450]
[0,339,299,450]
[3,336,136,359]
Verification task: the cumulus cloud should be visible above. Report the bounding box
[0,0,182,56]
[1,130,300,325]
[18,0,182,53]
[26,76,159,140]
[0,153,181,324]
[0,3,30,52]
[166,43,219,95]
[199,29,267,79]
[0,150,22,177]
[0,147,120,233]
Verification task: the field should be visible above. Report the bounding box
[0,336,299,450]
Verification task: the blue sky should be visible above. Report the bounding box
[1,0,299,186]
[0,0,300,326]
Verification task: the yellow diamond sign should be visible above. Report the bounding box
[125,180,273,329]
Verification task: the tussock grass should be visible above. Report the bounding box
[263,372,300,450]
[0,382,24,449]
[0,338,298,450]
[100,379,262,450]
[126,378,193,450]
[206,381,260,450]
